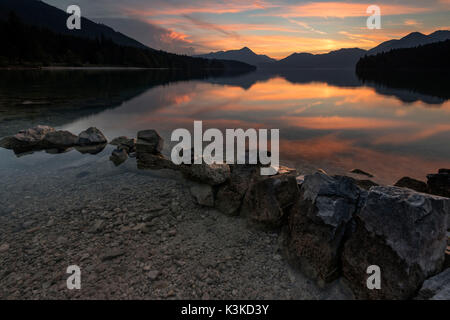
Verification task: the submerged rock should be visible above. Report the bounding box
[342,186,449,299]
[286,173,362,283]
[241,168,298,228]
[395,176,427,193]
[78,127,107,145]
[110,148,128,166]
[136,130,163,154]
[190,183,214,207]
[110,136,136,153]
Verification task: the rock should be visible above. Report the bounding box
[241,169,299,228]
[184,163,231,186]
[148,270,160,280]
[350,169,374,178]
[110,136,136,153]
[354,179,379,190]
[190,184,214,207]
[395,177,428,193]
[416,268,450,300]
[137,153,177,170]
[286,173,362,282]
[342,186,449,299]
[75,144,106,155]
[41,130,79,149]
[89,220,105,233]
[427,169,450,198]
[0,243,9,252]
[101,249,125,262]
[136,130,163,154]
[78,127,107,145]
[0,125,54,149]
[110,148,128,166]
[215,165,260,215]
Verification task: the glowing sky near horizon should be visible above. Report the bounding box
[45,0,450,58]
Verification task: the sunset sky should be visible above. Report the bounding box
[46,0,450,58]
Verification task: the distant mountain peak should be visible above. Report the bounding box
[194,47,276,66]
[368,30,450,55]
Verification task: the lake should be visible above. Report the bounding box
[0,68,449,185]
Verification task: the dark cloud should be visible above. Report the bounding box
[182,15,241,40]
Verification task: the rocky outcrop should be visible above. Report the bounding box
[427,169,450,198]
[415,268,450,300]
[342,186,449,299]
[395,177,428,193]
[285,173,362,283]
[241,168,298,228]
[78,127,107,145]
[136,130,163,155]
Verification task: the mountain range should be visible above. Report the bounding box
[196,30,450,68]
[194,47,276,66]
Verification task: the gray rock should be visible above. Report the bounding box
[241,168,299,228]
[110,136,136,153]
[42,130,79,148]
[0,243,9,252]
[0,125,55,149]
[110,148,128,166]
[190,184,214,207]
[395,177,428,193]
[78,127,107,145]
[342,186,449,299]
[416,268,450,300]
[75,144,106,155]
[215,165,260,216]
[136,130,163,154]
[286,173,361,282]
[350,168,374,178]
[185,163,231,186]
[101,249,125,262]
[137,153,177,170]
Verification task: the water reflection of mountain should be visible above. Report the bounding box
[356,70,450,105]
[0,68,251,137]
[207,68,449,105]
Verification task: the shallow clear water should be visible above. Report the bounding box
[1,68,449,185]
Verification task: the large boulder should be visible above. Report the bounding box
[137,152,177,170]
[395,177,428,193]
[0,125,55,150]
[184,163,231,186]
[41,130,79,149]
[427,169,450,198]
[215,165,261,216]
[415,268,450,300]
[241,168,299,228]
[136,130,163,154]
[285,173,362,283]
[342,186,449,299]
[78,127,107,145]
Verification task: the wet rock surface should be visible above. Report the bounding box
[78,127,107,146]
[394,177,428,193]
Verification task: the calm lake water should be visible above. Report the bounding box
[0,69,449,185]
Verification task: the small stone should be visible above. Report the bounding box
[148,270,160,280]
[0,243,9,252]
